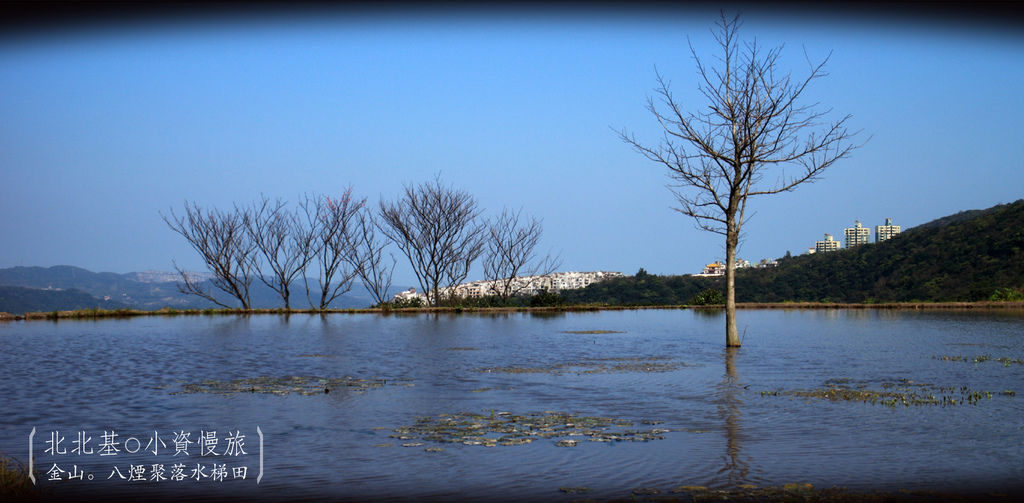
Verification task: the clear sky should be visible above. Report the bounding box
[2,5,1022,287]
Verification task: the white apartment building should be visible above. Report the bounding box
[815,233,841,253]
[875,217,901,242]
[844,220,870,248]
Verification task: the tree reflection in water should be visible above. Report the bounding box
[715,347,750,487]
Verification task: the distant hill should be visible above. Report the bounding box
[0,265,404,312]
[737,198,1024,302]
[564,199,1024,305]
[0,285,126,315]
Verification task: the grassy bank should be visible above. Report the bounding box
[2,300,1024,322]
[0,452,37,500]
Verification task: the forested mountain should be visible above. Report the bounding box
[565,199,1024,305]
[0,285,126,314]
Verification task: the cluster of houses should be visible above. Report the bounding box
[393,270,624,303]
[694,258,778,277]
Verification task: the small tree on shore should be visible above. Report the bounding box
[347,205,396,306]
[162,201,258,309]
[300,190,364,311]
[378,175,486,307]
[619,13,864,347]
[246,195,316,310]
[483,207,560,302]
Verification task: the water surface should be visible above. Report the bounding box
[1,309,1022,501]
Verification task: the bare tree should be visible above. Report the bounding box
[347,206,396,307]
[162,201,259,309]
[246,195,316,310]
[483,207,561,302]
[300,190,364,311]
[619,13,864,347]
[378,176,486,307]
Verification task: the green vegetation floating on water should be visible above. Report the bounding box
[478,356,685,375]
[933,355,1024,366]
[759,378,1015,407]
[167,375,412,396]
[386,411,670,448]
[559,486,590,493]
[560,329,625,334]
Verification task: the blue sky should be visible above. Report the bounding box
[1,6,1022,287]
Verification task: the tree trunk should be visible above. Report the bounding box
[725,227,741,347]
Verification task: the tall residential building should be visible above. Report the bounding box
[815,233,841,253]
[875,217,901,242]
[844,220,870,249]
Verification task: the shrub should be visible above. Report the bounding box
[529,288,565,307]
[990,287,1024,301]
[689,288,724,306]
[391,296,425,309]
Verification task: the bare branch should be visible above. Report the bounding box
[299,190,364,310]
[161,201,258,309]
[483,207,562,302]
[246,194,316,310]
[347,205,396,306]
[378,174,486,307]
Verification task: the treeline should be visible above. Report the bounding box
[562,269,722,306]
[164,175,558,310]
[567,199,1024,305]
[0,285,126,315]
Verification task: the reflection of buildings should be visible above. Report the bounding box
[814,233,841,253]
[844,220,870,249]
[875,217,901,242]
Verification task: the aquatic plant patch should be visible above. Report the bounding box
[759,378,1015,407]
[168,375,411,396]
[386,411,671,448]
[560,330,625,334]
[933,354,1024,366]
[477,356,685,375]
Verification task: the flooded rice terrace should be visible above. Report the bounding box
[1,309,1023,502]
